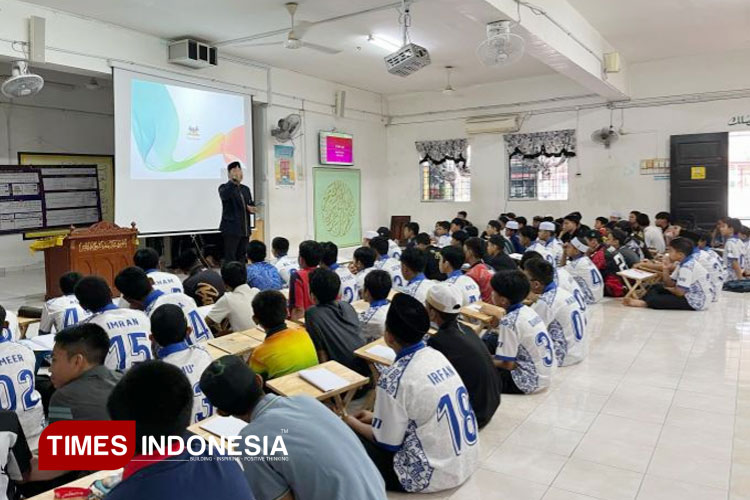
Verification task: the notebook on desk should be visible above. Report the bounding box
[199,416,247,438]
[298,368,349,392]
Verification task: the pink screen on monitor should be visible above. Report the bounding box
[325,135,353,164]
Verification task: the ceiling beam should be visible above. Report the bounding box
[483,0,629,101]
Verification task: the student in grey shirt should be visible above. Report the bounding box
[200,355,387,500]
[48,324,122,423]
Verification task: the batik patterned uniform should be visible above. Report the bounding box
[670,255,713,311]
[143,290,212,345]
[564,255,604,304]
[1,311,19,343]
[546,238,564,266]
[403,274,436,305]
[388,240,402,260]
[356,268,376,299]
[531,283,587,366]
[146,270,184,295]
[375,256,406,290]
[330,264,359,303]
[696,249,723,302]
[273,255,299,286]
[724,236,746,281]
[526,241,556,268]
[158,342,214,423]
[39,295,90,335]
[86,305,152,372]
[493,304,556,393]
[372,342,479,493]
[0,341,44,448]
[445,271,480,306]
[358,300,390,343]
[554,266,589,320]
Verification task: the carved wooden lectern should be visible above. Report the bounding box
[43,222,139,300]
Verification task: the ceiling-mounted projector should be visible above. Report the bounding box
[385,43,431,77]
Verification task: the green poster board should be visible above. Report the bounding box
[314,168,361,248]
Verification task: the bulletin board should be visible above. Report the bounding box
[313,167,361,248]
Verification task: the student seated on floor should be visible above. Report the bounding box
[539,221,564,266]
[0,306,45,449]
[370,236,405,289]
[695,231,725,300]
[351,246,378,297]
[206,261,259,335]
[625,237,713,311]
[150,304,214,423]
[424,284,501,428]
[590,229,632,297]
[485,235,517,272]
[173,250,225,306]
[289,240,322,321]
[39,271,90,335]
[463,237,494,303]
[741,225,750,277]
[523,258,588,367]
[48,323,121,423]
[563,235,604,304]
[344,294,479,493]
[718,217,745,282]
[320,241,358,303]
[133,248,183,295]
[521,251,585,311]
[201,355,387,500]
[75,276,152,372]
[440,246,481,305]
[305,268,368,376]
[106,362,253,500]
[271,236,298,287]
[505,220,524,253]
[249,290,318,380]
[521,226,555,267]
[399,246,436,304]
[114,267,211,345]
[358,270,392,343]
[434,220,452,248]
[416,232,446,281]
[246,240,284,292]
[481,270,556,394]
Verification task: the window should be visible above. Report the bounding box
[505,129,576,201]
[417,139,471,202]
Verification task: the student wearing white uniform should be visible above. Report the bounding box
[524,259,587,367]
[345,294,479,493]
[76,276,152,373]
[399,247,435,305]
[639,213,666,254]
[434,221,452,248]
[539,221,564,266]
[206,262,259,334]
[115,267,212,345]
[522,251,589,322]
[718,217,745,281]
[564,237,604,304]
[320,241,358,303]
[352,246,378,300]
[695,231,724,302]
[370,237,405,290]
[271,237,298,287]
[1,309,19,343]
[358,271,391,343]
[439,246,480,306]
[520,226,556,267]
[376,227,402,260]
[151,304,213,424]
[0,306,44,450]
[39,271,90,335]
[482,270,556,394]
[134,248,184,295]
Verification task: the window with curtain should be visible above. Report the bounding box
[505,129,576,201]
[417,139,471,202]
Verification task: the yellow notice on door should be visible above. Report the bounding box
[691,166,706,180]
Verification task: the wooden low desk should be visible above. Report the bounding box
[617,269,659,299]
[351,300,370,314]
[201,342,231,360]
[27,469,121,500]
[208,332,261,357]
[355,337,394,368]
[186,415,241,451]
[17,316,40,339]
[265,361,369,416]
[235,321,297,343]
[460,302,504,326]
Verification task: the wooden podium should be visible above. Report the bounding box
[43,222,139,300]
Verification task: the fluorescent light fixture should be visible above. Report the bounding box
[367,34,401,52]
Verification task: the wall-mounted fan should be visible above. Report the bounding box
[1,61,44,98]
[591,126,619,148]
[272,114,302,142]
[477,20,525,67]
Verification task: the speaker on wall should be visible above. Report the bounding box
[334,90,346,118]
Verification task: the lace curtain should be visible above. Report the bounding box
[504,129,577,159]
[415,138,469,174]
[416,138,471,201]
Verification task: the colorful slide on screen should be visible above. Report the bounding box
[130,79,246,179]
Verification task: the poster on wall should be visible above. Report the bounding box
[313,168,361,248]
[274,145,296,188]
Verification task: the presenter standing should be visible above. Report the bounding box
[219,161,255,263]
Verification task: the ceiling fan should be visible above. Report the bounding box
[237,3,341,55]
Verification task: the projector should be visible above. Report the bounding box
[168,39,217,69]
[384,43,431,77]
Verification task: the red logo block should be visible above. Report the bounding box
[38,421,136,470]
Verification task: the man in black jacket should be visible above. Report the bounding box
[219,161,254,263]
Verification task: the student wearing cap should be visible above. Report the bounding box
[563,235,604,304]
[609,211,622,224]
[425,284,501,428]
[463,237,494,303]
[201,355,387,500]
[485,235,517,272]
[440,246,481,306]
[539,221,564,266]
[400,247,436,304]
[345,294,479,493]
[523,259,588,367]
[505,220,524,253]
[520,226,555,268]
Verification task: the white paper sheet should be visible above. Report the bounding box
[199,416,247,438]
[298,368,349,392]
[366,344,396,363]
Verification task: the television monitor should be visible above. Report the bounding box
[319,132,353,166]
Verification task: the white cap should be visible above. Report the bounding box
[506,220,519,230]
[610,211,622,218]
[539,221,556,231]
[426,283,464,314]
[571,237,588,253]
[364,230,378,240]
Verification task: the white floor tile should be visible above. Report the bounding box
[636,474,728,500]
[553,458,643,500]
[504,420,585,457]
[601,385,675,424]
[483,443,568,485]
[448,468,548,500]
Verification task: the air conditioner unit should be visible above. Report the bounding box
[168,39,217,69]
[465,114,521,135]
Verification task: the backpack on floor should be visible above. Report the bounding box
[723,279,750,293]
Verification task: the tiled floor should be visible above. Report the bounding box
[2,269,748,500]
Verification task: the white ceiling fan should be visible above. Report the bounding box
[237,2,341,55]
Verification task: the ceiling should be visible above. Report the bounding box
[19,0,554,95]
[568,0,750,63]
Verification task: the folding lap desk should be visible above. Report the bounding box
[617,269,659,299]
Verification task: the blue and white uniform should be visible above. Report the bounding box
[143,290,212,345]
[546,238,564,266]
[387,239,402,260]
[564,255,604,304]
[273,255,299,287]
[435,235,451,248]
[0,340,44,449]
[1,311,19,343]
[445,270,480,306]
[525,240,556,268]
[724,236,745,281]
[145,269,184,295]
[39,295,90,335]
[358,299,390,343]
[671,254,713,311]
[86,304,152,372]
[355,267,376,300]
[372,342,479,492]
[157,341,214,423]
[330,263,359,304]
[492,303,556,393]
[403,273,436,305]
[531,283,587,367]
[375,255,405,290]
[696,248,723,302]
